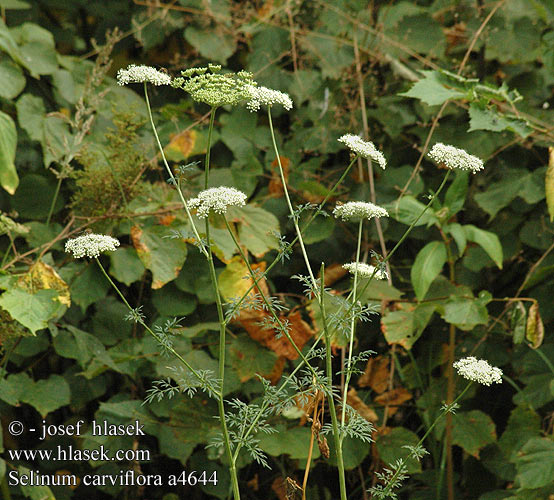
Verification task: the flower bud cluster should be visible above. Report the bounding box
[453,357,502,386]
[428,143,484,173]
[116,65,172,86]
[338,134,387,170]
[333,201,389,221]
[65,234,120,259]
[188,186,247,218]
[172,65,255,107]
[246,85,293,112]
[343,262,388,280]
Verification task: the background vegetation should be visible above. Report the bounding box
[0,0,553,499]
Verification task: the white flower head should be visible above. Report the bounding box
[246,85,293,112]
[333,201,389,222]
[188,186,247,218]
[65,234,120,259]
[338,134,387,169]
[343,262,388,280]
[428,143,484,173]
[117,64,171,86]
[453,357,503,386]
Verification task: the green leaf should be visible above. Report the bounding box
[19,41,58,76]
[16,93,45,142]
[258,426,320,461]
[230,205,280,258]
[131,223,188,289]
[152,283,197,317]
[10,174,64,220]
[301,213,335,244]
[411,241,447,300]
[513,374,554,409]
[51,68,76,104]
[386,195,438,227]
[61,261,110,312]
[184,25,236,64]
[444,170,469,216]
[109,246,145,286]
[400,70,466,106]
[0,59,25,99]
[227,334,277,382]
[498,406,542,460]
[546,147,554,222]
[0,110,18,195]
[0,0,30,9]
[18,466,55,500]
[445,222,467,255]
[452,410,497,458]
[514,438,554,489]
[0,288,58,334]
[302,34,354,80]
[463,224,503,269]
[20,374,70,417]
[442,290,491,331]
[327,436,370,470]
[509,302,527,345]
[468,103,532,138]
[375,427,422,473]
[381,303,435,350]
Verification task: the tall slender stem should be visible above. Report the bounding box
[204,107,217,189]
[46,175,63,226]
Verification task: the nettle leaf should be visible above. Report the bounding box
[16,93,45,142]
[400,70,466,106]
[468,103,532,138]
[442,290,491,331]
[109,246,145,286]
[0,110,18,194]
[514,437,554,489]
[411,241,447,300]
[131,223,187,289]
[0,288,58,334]
[20,374,71,417]
[229,205,280,258]
[463,224,503,269]
[0,59,25,99]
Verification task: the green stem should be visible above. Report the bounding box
[319,263,348,500]
[204,107,217,189]
[143,83,207,256]
[46,175,63,226]
[340,219,364,428]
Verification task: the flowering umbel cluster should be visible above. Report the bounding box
[65,234,120,259]
[116,65,172,86]
[343,262,388,280]
[188,187,247,218]
[428,143,484,173]
[172,64,255,107]
[333,201,389,221]
[453,357,503,386]
[246,85,293,112]
[338,134,387,170]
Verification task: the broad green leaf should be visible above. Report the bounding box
[0,110,18,194]
[375,427,422,473]
[411,241,447,300]
[18,466,55,500]
[513,374,554,409]
[0,60,25,99]
[381,302,435,349]
[302,34,354,80]
[463,224,503,269]
[51,68,77,104]
[498,406,542,460]
[546,147,554,222]
[357,278,404,302]
[451,410,497,458]
[394,14,445,56]
[301,213,335,244]
[468,103,532,138]
[0,288,58,334]
[16,93,45,142]
[131,223,188,289]
[514,438,554,489]
[444,170,469,216]
[327,436,370,470]
[442,290,491,331]
[43,115,73,167]
[0,18,25,67]
[0,0,30,8]
[227,334,278,382]
[258,426,320,461]
[400,70,466,106]
[231,205,280,258]
[386,195,438,227]
[445,222,467,255]
[184,25,236,64]
[20,374,70,417]
[10,174,64,219]
[109,246,145,286]
[509,301,527,344]
[152,282,197,317]
[60,261,110,312]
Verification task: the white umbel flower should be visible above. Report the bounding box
[65,234,120,259]
[246,85,293,112]
[117,64,171,86]
[338,134,387,169]
[343,262,388,280]
[428,143,484,173]
[453,357,502,386]
[333,201,389,221]
[188,186,247,218]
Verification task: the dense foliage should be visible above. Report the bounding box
[0,1,553,499]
